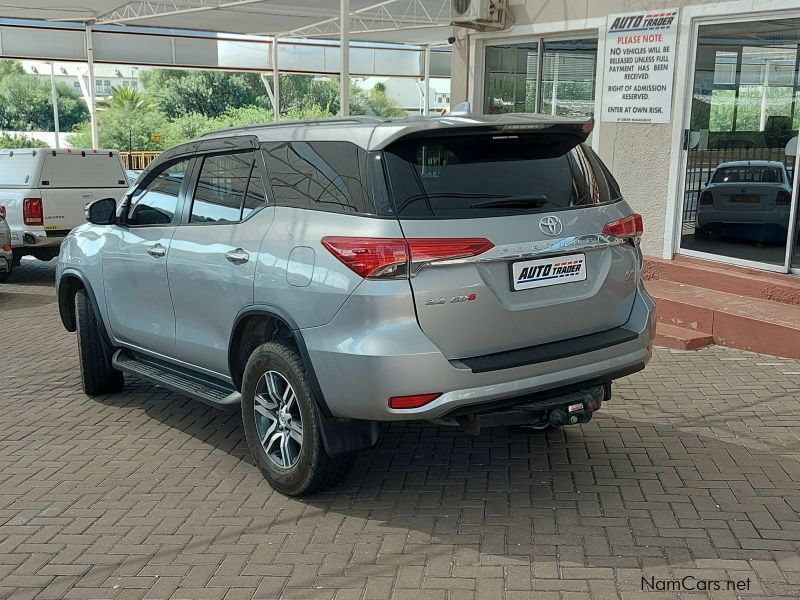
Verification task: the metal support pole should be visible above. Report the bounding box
[340,0,350,117]
[49,62,60,148]
[423,46,431,117]
[272,37,280,122]
[85,23,98,149]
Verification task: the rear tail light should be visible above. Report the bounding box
[0,204,5,219]
[776,190,792,206]
[321,237,494,279]
[320,238,408,279]
[23,197,44,226]
[388,393,442,409]
[698,190,713,205]
[602,213,643,239]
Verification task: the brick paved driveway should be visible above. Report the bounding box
[2,260,800,600]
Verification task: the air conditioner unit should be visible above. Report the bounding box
[451,0,510,31]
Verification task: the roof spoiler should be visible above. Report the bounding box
[384,117,594,150]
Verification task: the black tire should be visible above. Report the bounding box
[75,288,124,396]
[0,263,10,283]
[241,340,355,496]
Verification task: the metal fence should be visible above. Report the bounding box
[120,152,160,170]
[682,147,795,224]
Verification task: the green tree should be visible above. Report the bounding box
[0,60,25,78]
[278,75,343,114]
[141,69,267,119]
[0,132,47,149]
[0,70,88,131]
[98,86,156,114]
[360,83,407,118]
[69,109,169,151]
[162,112,219,147]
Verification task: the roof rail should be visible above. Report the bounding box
[198,116,387,138]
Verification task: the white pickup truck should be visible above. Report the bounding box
[0,148,129,265]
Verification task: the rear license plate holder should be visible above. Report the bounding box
[729,195,759,203]
[510,253,587,291]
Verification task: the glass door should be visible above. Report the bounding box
[679,19,800,271]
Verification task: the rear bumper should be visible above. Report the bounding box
[10,228,64,249]
[301,279,656,421]
[697,208,789,228]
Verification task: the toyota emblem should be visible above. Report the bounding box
[539,215,563,237]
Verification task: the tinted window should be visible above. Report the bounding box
[128,159,191,226]
[711,165,784,183]
[261,141,375,214]
[383,134,618,218]
[191,153,254,223]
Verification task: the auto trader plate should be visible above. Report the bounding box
[511,253,587,291]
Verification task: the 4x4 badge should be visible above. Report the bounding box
[425,294,477,306]
[539,215,563,237]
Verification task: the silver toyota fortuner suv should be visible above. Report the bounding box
[57,115,656,496]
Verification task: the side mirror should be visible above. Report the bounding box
[86,197,117,225]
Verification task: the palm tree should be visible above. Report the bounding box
[97,86,155,113]
[97,86,157,153]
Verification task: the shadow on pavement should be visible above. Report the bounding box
[89,373,800,579]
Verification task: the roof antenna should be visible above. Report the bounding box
[449,101,472,116]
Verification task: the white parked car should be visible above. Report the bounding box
[0,148,129,264]
[695,160,792,243]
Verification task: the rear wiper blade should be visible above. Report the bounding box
[471,195,552,209]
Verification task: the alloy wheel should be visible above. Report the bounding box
[253,370,303,468]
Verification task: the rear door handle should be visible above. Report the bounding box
[225,248,250,265]
[146,243,167,258]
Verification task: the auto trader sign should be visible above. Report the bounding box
[601,9,678,124]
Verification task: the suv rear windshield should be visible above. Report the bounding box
[383,133,620,218]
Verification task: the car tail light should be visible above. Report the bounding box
[321,237,409,279]
[776,190,792,205]
[698,190,713,205]
[23,197,44,226]
[0,204,5,219]
[321,237,494,279]
[406,238,495,264]
[388,393,441,409]
[602,213,643,239]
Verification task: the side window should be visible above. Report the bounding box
[242,161,268,219]
[127,158,191,226]
[190,152,254,223]
[261,141,374,214]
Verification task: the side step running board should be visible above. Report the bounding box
[112,350,241,410]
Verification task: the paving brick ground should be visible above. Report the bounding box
[2,259,800,599]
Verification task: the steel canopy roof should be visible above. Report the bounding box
[0,1,454,45]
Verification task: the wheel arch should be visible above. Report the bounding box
[228,305,328,412]
[58,270,112,345]
[229,305,379,457]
